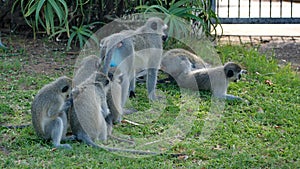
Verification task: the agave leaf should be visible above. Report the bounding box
[48,0,63,24]
[35,0,46,30]
[67,31,77,50]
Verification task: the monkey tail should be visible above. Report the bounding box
[1,124,31,129]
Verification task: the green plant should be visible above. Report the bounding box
[136,0,222,39]
[50,22,102,50]
[13,0,69,39]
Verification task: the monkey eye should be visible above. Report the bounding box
[151,22,157,30]
[226,70,234,78]
[62,86,69,93]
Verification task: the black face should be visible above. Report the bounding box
[226,70,234,78]
[162,34,168,42]
[62,85,69,93]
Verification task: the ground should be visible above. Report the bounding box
[219,35,300,72]
[1,35,300,75]
[1,35,77,76]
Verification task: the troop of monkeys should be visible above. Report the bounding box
[31,17,246,154]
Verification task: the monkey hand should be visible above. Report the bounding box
[62,98,73,112]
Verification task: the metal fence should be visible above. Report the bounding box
[212,0,300,24]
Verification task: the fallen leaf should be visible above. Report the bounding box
[212,145,223,150]
[177,155,189,160]
[265,80,273,86]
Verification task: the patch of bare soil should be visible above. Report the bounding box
[1,35,77,76]
[219,36,300,72]
[259,38,300,72]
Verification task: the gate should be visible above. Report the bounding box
[211,0,300,24]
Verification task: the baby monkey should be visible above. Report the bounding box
[31,76,73,149]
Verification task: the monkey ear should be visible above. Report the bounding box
[151,22,157,30]
[226,70,234,78]
[117,41,123,48]
[62,85,70,93]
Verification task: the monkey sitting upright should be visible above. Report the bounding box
[70,72,111,146]
[31,76,73,149]
[100,31,135,123]
[161,49,246,100]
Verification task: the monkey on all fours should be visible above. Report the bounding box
[117,17,168,100]
[191,62,246,100]
[31,76,73,149]
[161,51,246,100]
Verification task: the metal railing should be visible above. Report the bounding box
[212,0,300,24]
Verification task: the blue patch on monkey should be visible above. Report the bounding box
[110,49,123,67]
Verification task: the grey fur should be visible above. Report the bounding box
[31,76,73,149]
[100,32,135,123]
[126,17,168,100]
[71,72,168,155]
[70,72,111,145]
[73,55,110,117]
[162,48,209,71]
[161,50,245,100]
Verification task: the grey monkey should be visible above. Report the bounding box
[125,17,168,100]
[192,62,246,100]
[161,56,246,100]
[73,55,101,86]
[31,76,73,149]
[100,32,135,122]
[71,72,170,155]
[159,48,208,84]
[70,72,111,145]
[73,55,126,138]
[73,55,111,119]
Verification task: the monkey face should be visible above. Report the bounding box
[147,17,168,37]
[57,76,72,99]
[224,62,246,82]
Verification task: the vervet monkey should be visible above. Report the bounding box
[71,72,169,155]
[73,55,111,118]
[70,72,111,145]
[31,76,73,149]
[100,32,135,122]
[73,54,132,140]
[73,55,101,86]
[162,48,210,71]
[106,70,123,129]
[122,17,168,100]
[161,57,246,100]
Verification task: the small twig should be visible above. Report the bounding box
[121,119,141,126]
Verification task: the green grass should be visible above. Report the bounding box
[0,44,299,168]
